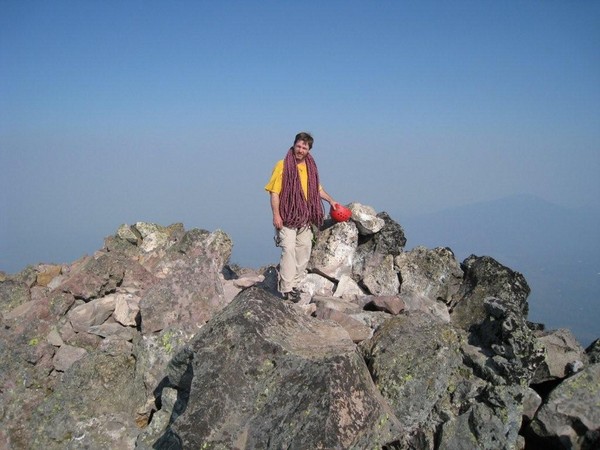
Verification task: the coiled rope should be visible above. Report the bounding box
[280,148,324,228]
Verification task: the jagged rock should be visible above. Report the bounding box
[135,387,181,449]
[352,212,406,281]
[132,327,196,424]
[360,312,463,435]
[46,291,76,317]
[348,202,385,235]
[52,344,87,372]
[372,211,407,256]
[349,310,393,332]
[139,230,232,333]
[333,273,365,299]
[30,352,144,450]
[117,223,142,245]
[437,385,526,450]
[314,307,373,343]
[57,253,126,300]
[402,291,451,322]
[526,363,600,450]
[88,321,135,340]
[312,295,362,314]
[451,255,530,331]
[523,387,543,423]
[113,294,141,327]
[364,295,405,315]
[587,338,600,364]
[309,220,358,279]
[0,279,31,316]
[157,287,402,448]
[0,213,594,449]
[299,272,335,297]
[46,327,64,347]
[135,222,182,253]
[68,295,116,333]
[469,297,544,385]
[532,328,589,384]
[395,246,463,305]
[232,272,264,288]
[35,264,62,287]
[362,254,400,295]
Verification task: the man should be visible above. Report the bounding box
[265,132,339,302]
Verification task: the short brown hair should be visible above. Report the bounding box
[294,132,314,149]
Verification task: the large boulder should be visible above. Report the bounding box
[139,229,232,333]
[359,311,463,446]
[532,328,589,384]
[309,220,358,280]
[348,202,385,235]
[153,287,402,448]
[362,254,400,295]
[29,352,144,449]
[526,363,600,450]
[451,255,530,331]
[587,338,600,364]
[396,246,463,305]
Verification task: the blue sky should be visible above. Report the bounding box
[1,1,599,275]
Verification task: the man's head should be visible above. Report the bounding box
[294,132,314,150]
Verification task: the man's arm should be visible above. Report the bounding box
[270,192,284,229]
[319,188,339,210]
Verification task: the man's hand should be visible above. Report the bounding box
[270,192,283,229]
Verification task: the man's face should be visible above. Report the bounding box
[293,140,310,162]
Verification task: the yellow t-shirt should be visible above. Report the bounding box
[265,160,312,200]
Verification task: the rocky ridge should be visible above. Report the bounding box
[0,203,598,449]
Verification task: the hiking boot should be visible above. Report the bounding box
[283,289,301,303]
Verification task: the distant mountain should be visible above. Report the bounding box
[399,194,600,346]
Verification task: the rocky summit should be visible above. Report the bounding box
[0,204,598,450]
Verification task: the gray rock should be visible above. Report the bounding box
[299,272,335,297]
[132,327,196,426]
[88,321,136,341]
[362,254,400,295]
[312,295,362,314]
[451,255,530,331]
[30,352,143,450]
[333,273,365,299]
[364,295,405,315]
[139,230,232,333]
[315,307,373,343]
[348,202,385,235]
[134,222,179,253]
[117,223,142,244]
[53,344,87,372]
[469,297,544,385]
[360,312,463,431]
[586,338,600,364]
[523,387,542,423]
[309,220,358,280]
[372,211,407,256]
[401,291,451,322]
[0,279,31,316]
[68,295,116,333]
[57,253,126,300]
[532,328,588,384]
[113,293,140,327]
[396,246,463,305]
[526,363,600,450]
[159,287,402,448]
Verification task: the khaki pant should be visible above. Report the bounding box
[276,226,313,293]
